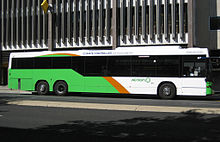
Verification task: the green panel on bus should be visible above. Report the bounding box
[8,69,119,94]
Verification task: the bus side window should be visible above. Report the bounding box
[195,62,206,77]
[102,66,108,76]
[183,66,190,76]
[107,56,131,76]
[84,57,107,76]
[72,57,85,75]
[183,62,194,76]
[52,57,71,69]
[34,57,51,69]
[12,59,17,69]
[183,62,206,77]
[13,58,34,69]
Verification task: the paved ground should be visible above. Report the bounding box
[0,85,31,94]
[1,86,220,142]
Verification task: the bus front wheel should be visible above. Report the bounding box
[36,81,49,95]
[54,81,68,96]
[158,83,176,99]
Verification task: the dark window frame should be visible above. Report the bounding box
[210,16,220,31]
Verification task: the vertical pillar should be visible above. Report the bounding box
[0,0,1,82]
[0,50,1,85]
[0,0,2,82]
[99,0,103,42]
[135,0,139,40]
[112,0,118,49]
[127,0,132,41]
[188,0,195,47]
[0,0,2,49]
[171,0,176,39]
[120,0,125,41]
[149,0,154,40]
[0,2,1,80]
[179,0,184,39]
[142,0,146,40]
[164,0,168,39]
[92,0,97,42]
[0,48,2,85]
[1,0,5,49]
[56,0,61,46]
[16,0,21,47]
[74,0,78,43]
[6,0,10,48]
[48,0,54,51]
[86,0,91,42]
[21,0,26,48]
[156,0,161,40]
[38,0,43,46]
[80,0,84,42]
[105,0,110,43]
[62,0,67,45]
[11,0,15,48]
[0,0,2,83]
[26,0,30,46]
[32,0,36,46]
[67,0,73,45]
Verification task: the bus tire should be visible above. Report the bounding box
[36,81,49,95]
[158,83,176,99]
[54,81,68,96]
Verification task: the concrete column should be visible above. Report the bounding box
[188,0,195,47]
[112,0,118,49]
[0,48,2,85]
[0,0,1,68]
[127,0,132,41]
[48,0,54,51]
[106,0,111,42]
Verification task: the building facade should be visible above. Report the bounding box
[0,0,220,85]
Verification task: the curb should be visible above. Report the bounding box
[0,91,32,94]
[0,86,32,94]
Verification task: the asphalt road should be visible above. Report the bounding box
[1,92,220,142]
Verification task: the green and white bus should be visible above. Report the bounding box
[8,46,213,99]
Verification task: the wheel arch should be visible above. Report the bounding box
[157,81,177,96]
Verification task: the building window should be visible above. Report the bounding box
[210,17,220,30]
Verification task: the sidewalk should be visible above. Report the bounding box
[0,85,32,94]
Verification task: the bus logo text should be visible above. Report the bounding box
[131,78,151,83]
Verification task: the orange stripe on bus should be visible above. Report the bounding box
[45,53,80,56]
[103,77,130,94]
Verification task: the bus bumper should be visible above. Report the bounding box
[206,82,213,95]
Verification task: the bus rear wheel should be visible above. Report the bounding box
[54,81,68,96]
[36,81,49,95]
[158,83,176,99]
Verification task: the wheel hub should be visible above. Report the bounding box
[163,86,171,96]
[57,85,65,93]
[40,84,46,92]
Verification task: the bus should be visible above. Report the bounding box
[8,46,213,99]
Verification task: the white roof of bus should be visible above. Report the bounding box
[9,46,209,58]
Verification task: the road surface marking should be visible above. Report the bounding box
[7,100,220,114]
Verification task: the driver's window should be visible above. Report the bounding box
[183,62,206,77]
